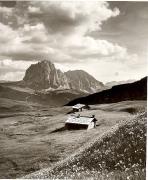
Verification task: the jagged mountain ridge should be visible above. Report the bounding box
[66,77,147,106]
[65,70,104,93]
[23,60,104,93]
[23,60,69,90]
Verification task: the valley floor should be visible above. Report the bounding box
[0,100,146,178]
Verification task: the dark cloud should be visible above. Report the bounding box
[0,1,121,62]
[28,7,87,35]
[89,2,148,57]
[0,1,16,7]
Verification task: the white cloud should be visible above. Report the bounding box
[0,59,35,70]
[0,1,146,82]
[0,6,13,14]
[28,6,41,14]
[0,22,55,60]
[0,2,121,62]
[0,59,36,81]
[0,71,24,81]
[62,35,127,59]
[0,22,16,43]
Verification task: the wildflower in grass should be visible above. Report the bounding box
[132,164,136,168]
[46,112,146,180]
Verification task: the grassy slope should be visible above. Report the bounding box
[1,101,145,178]
[0,84,87,107]
[24,109,146,179]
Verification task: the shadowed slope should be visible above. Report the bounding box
[66,77,147,106]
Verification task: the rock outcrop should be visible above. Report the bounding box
[23,60,70,90]
[65,70,104,93]
[23,60,104,93]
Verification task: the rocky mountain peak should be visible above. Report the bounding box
[65,70,104,93]
[23,60,69,90]
[38,60,55,69]
[23,60,104,92]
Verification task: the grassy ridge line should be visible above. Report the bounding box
[22,113,140,179]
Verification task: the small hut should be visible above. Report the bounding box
[65,114,97,130]
[72,103,90,112]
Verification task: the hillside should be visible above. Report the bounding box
[66,77,147,106]
[23,107,146,179]
[0,100,145,178]
[0,85,87,107]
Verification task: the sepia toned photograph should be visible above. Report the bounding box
[0,1,147,179]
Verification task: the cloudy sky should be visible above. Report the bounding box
[0,1,147,83]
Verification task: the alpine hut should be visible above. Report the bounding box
[72,103,90,112]
[65,114,97,130]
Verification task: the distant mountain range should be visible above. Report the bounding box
[0,60,146,107]
[23,60,104,93]
[66,77,147,106]
[0,60,105,107]
[105,80,136,88]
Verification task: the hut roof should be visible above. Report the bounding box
[72,103,85,109]
[66,115,95,125]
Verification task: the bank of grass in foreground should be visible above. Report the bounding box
[43,111,146,180]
